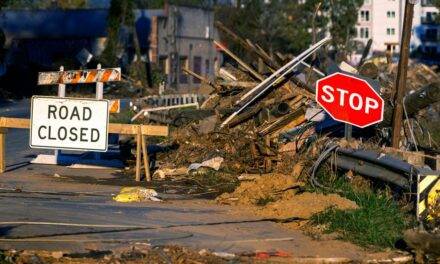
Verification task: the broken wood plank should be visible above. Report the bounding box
[218,81,258,88]
[214,40,264,81]
[141,133,151,182]
[0,117,169,136]
[135,126,141,182]
[182,67,219,90]
[0,128,7,173]
[257,108,306,137]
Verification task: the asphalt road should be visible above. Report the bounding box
[0,100,395,260]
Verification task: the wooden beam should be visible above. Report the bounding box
[109,123,169,136]
[141,134,151,182]
[182,68,219,90]
[135,126,141,182]
[0,128,7,173]
[0,117,29,129]
[213,40,264,81]
[0,117,169,136]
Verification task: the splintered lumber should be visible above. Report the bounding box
[215,21,254,54]
[0,117,169,136]
[0,128,6,173]
[221,37,331,128]
[182,67,219,90]
[216,21,320,91]
[257,108,306,137]
[141,133,151,182]
[214,40,264,81]
[228,104,263,128]
[236,37,330,105]
[136,126,141,182]
[218,81,258,88]
[381,82,440,126]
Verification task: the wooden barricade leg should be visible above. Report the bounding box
[135,126,141,182]
[141,133,151,182]
[0,128,7,173]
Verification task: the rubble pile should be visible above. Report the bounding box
[127,23,440,243]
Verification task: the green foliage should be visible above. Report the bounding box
[216,0,363,61]
[109,108,134,124]
[436,0,440,20]
[100,0,135,67]
[312,193,411,248]
[134,0,212,9]
[1,0,87,9]
[310,171,414,248]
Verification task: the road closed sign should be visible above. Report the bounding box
[30,96,109,152]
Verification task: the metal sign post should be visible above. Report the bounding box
[54,65,66,161]
[95,64,103,160]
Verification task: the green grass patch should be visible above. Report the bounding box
[109,108,134,124]
[255,196,275,206]
[310,168,414,248]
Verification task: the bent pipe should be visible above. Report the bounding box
[334,149,411,190]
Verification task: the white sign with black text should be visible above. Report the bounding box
[30,96,109,152]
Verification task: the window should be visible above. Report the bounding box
[425,28,438,41]
[424,12,437,23]
[193,56,202,84]
[422,0,435,7]
[360,10,370,21]
[425,46,437,55]
[387,11,396,18]
[386,28,396,35]
[205,59,210,77]
[360,27,369,38]
[159,56,168,75]
[179,56,188,84]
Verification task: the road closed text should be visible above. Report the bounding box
[319,85,380,114]
[30,97,109,151]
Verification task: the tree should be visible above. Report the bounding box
[215,0,363,62]
[0,0,88,9]
[435,0,440,21]
[324,0,364,60]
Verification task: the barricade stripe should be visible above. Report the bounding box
[418,175,440,219]
[100,70,112,82]
[85,71,98,83]
[420,175,438,194]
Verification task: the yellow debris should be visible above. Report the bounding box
[113,187,161,202]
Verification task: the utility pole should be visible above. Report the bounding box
[391,0,416,148]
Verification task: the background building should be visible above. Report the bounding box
[0,4,219,96]
[354,0,440,64]
[150,5,220,94]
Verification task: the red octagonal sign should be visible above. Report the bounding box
[316,72,384,128]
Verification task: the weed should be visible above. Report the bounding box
[110,108,134,124]
[255,196,275,206]
[310,168,414,248]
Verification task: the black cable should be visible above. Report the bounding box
[308,142,339,189]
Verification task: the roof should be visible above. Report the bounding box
[0,8,164,41]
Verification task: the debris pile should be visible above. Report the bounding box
[125,22,440,250]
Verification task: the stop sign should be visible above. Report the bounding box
[316,72,384,128]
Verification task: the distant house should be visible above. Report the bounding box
[150,5,220,93]
[0,5,219,95]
